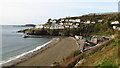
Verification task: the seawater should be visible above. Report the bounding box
[0,25,51,65]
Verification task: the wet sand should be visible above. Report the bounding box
[14,37,78,66]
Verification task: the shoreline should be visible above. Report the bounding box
[16,37,78,66]
[2,38,59,66]
[3,37,78,66]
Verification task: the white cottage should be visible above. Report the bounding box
[111,21,119,24]
[35,25,43,28]
[76,23,79,25]
[74,19,80,22]
[69,19,74,22]
[91,22,96,24]
[61,19,64,21]
[86,21,90,24]
[59,23,64,25]
[113,26,117,29]
[98,20,103,22]
[69,19,80,22]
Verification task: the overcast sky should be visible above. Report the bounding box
[0,0,119,25]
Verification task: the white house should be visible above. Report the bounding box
[67,23,73,25]
[69,19,74,22]
[65,25,70,28]
[65,19,69,22]
[35,25,43,28]
[69,19,80,22]
[59,23,64,25]
[91,22,96,24]
[111,21,119,24]
[113,26,117,29]
[50,19,53,22]
[98,20,103,22]
[76,23,79,25]
[86,21,90,24]
[74,19,80,22]
[50,19,57,24]
[61,19,64,21]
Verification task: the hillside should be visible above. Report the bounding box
[21,12,119,36]
[61,12,120,22]
[58,31,120,67]
[76,39,119,67]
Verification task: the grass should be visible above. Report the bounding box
[100,56,118,66]
[111,38,119,46]
[95,56,119,68]
[62,31,120,67]
[75,38,119,67]
[91,31,108,36]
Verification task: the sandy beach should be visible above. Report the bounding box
[17,37,78,66]
[3,37,78,67]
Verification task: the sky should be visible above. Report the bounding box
[0,0,120,25]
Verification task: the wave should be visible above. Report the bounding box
[0,40,53,66]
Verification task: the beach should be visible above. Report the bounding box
[1,25,51,66]
[3,37,78,67]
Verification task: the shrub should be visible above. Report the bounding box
[111,38,119,46]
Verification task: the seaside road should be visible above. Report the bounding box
[16,37,78,66]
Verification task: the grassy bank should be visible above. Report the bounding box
[59,31,120,67]
[75,37,119,67]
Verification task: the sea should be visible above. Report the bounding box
[0,25,52,65]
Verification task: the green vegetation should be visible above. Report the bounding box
[25,23,114,36]
[66,12,119,22]
[24,12,120,36]
[76,43,119,67]
[60,31,120,67]
[74,32,120,67]
[99,56,119,66]
[111,31,120,46]
[111,38,119,46]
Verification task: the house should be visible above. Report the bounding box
[58,25,65,29]
[59,23,64,25]
[69,19,74,22]
[35,25,43,28]
[65,25,70,28]
[50,19,53,22]
[111,21,119,24]
[91,22,96,24]
[113,26,117,29]
[73,25,78,28]
[69,23,73,25]
[98,20,103,22]
[76,23,79,26]
[74,19,81,22]
[64,19,67,22]
[69,19,80,22]
[61,19,64,21]
[85,21,90,24]
[52,19,57,23]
